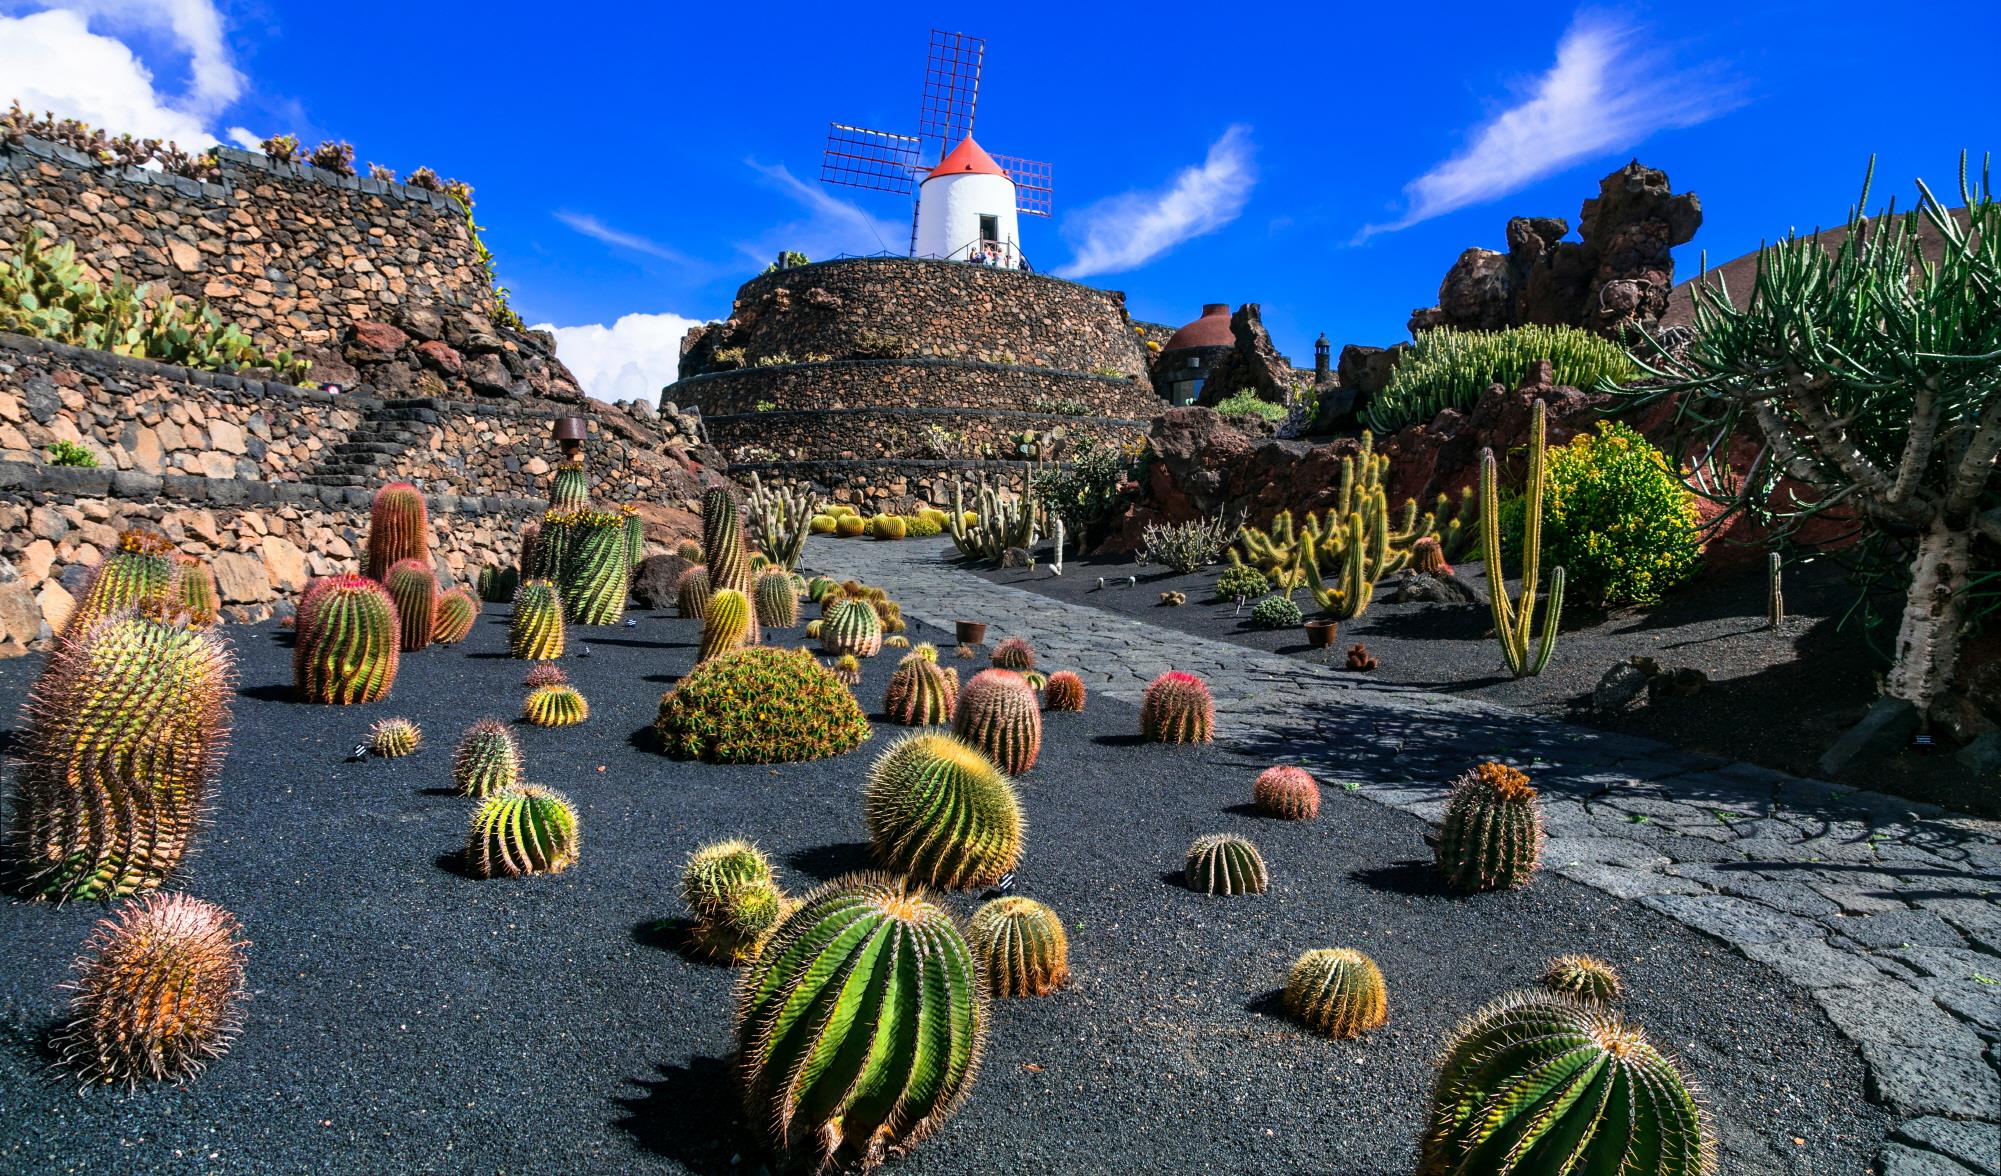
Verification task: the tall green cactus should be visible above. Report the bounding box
[701,488,759,644]
[365,482,429,582]
[1482,399,1565,678]
[383,559,437,653]
[15,606,235,900]
[560,509,630,626]
[294,575,399,704]
[948,474,1038,562]
[549,461,589,511]
[621,504,645,569]
[745,471,814,571]
[735,873,984,1172]
[64,530,181,640]
[508,579,565,661]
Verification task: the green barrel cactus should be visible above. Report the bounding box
[1541,953,1624,1003]
[294,574,400,704]
[735,873,984,1172]
[1435,762,1545,893]
[562,509,630,626]
[1185,832,1267,896]
[477,564,519,604]
[432,587,478,645]
[175,553,219,623]
[549,460,589,511]
[968,896,1069,998]
[863,733,1024,889]
[701,488,759,643]
[819,596,883,658]
[1253,765,1321,820]
[64,529,181,640]
[675,565,712,619]
[806,575,837,602]
[384,558,438,653]
[466,784,579,877]
[508,579,565,661]
[452,719,521,797]
[952,669,1041,775]
[364,481,429,583]
[14,606,235,901]
[1418,991,1714,1175]
[681,839,787,963]
[524,683,589,727]
[883,653,959,726]
[1043,670,1086,712]
[368,717,421,757]
[753,568,798,629]
[621,504,646,568]
[699,588,751,663]
[1142,671,1215,744]
[1283,948,1388,1039]
[530,510,576,582]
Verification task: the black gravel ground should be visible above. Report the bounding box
[0,598,1885,1174]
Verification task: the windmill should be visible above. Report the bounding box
[819,29,1053,266]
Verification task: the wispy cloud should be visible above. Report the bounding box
[1357,13,1742,240]
[739,161,908,264]
[9,0,246,113]
[554,211,695,265]
[533,311,710,407]
[1055,125,1256,279]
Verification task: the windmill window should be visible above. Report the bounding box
[979,215,999,243]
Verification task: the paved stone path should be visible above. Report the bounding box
[812,536,2001,1175]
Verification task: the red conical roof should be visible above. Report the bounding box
[926,137,1009,181]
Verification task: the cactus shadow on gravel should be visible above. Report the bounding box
[1351,859,1453,898]
[614,1057,744,1176]
[784,841,874,883]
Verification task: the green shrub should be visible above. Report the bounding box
[1215,563,1268,600]
[655,646,872,763]
[46,440,98,467]
[1214,390,1286,422]
[1364,325,1638,433]
[1249,594,1303,630]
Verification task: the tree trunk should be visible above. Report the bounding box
[1885,517,1972,719]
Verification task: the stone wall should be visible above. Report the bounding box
[706,406,1147,466]
[728,458,1050,515]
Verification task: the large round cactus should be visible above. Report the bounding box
[701,488,760,643]
[1185,832,1267,896]
[753,568,798,629]
[735,873,984,1172]
[1142,671,1215,744]
[432,587,478,645]
[675,565,712,620]
[64,529,181,639]
[16,607,234,900]
[1253,765,1321,821]
[365,481,430,582]
[55,892,247,1085]
[698,588,751,663]
[508,579,565,661]
[819,596,883,658]
[562,510,630,626]
[952,668,1041,775]
[968,896,1068,998]
[864,733,1024,889]
[294,574,399,704]
[384,558,438,652]
[1435,761,1545,893]
[549,460,589,511]
[466,784,579,877]
[1418,991,1714,1176]
[452,719,522,797]
[655,647,871,764]
[883,652,959,726]
[682,839,787,964]
[1283,948,1388,1039]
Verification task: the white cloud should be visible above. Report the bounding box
[22,0,244,111]
[224,125,259,150]
[534,311,710,407]
[1055,125,1256,279]
[739,160,908,264]
[1357,13,1743,239]
[554,211,694,265]
[0,7,218,148]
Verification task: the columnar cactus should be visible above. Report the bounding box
[365,481,429,582]
[1434,761,1545,892]
[1481,399,1565,677]
[864,733,1024,889]
[819,596,883,658]
[968,896,1068,998]
[883,652,959,725]
[952,668,1042,775]
[466,784,579,877]
[15,607,234,900]
[55,893,247,1086]
[531,510,577,582]
[549,460,589,511]
[621,504,646,569]
[452,719,522,797]
[294,574,399,704]
[175,553,219,622]
[1418,991,1714,1175]
[562,509,630,626]
[368,717,421,758]
[508,579,565,661]
[1253,765,1320,820]
[384,559,438,652]
[64,529,181,639]
[524,683,589,727]
[1043,670,1086,712]
[735,874,984,1172]
[753,568,798,629]
[1184,832,1267,895]
[701,488,759,643]
[989,635,1036,671]
[1141,671,1215,744]
[432,587,478,645]
[1541,953,1624,1003]
[1283,948,1388,1038]
[699,588,752,663]
[675,565,712,619]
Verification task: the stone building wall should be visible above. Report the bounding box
[707,406,1147,466]
[729,458,1049,516]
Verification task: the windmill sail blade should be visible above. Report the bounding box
[820,123,921,196]
[993,153,1053,217]
[917,29,984,165]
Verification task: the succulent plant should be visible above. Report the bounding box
[701,488,760,644]
[559,510,631,626]
[530,510,577,583]
[15,607,234,900]
[384,559,437,652]
[1184,832,1267,895]
[819,597,883,658]
[989,636,1036,671]
[655,646,872,764]
[952,668,1042,775]
[1158,590,1187,606]
[745,472,814,570]
[1021,669,1048,693]
[549,461,589,511]
[967,896,1068,998]
[477,564,519,604]
[1418,991,1713,1175]
[753,568,798,629]
[1283,948,1387,1038]
[834,514,866,537]
[699,588,752,663]
[621,504,646,569]
[522,664,568,688]
[64,529,181,639]
[452,719,521,797]
[735,873,984,1172]
[1541,953,1624,1003]
[1141,671,1215,744]
[1412,535,1453,576]
[432,587,478,645]
[806,575,837,602]
[524,683,588,727]
[368,717,421,758]
[1253,765,1320,820]
[809,514,836,534]
[174,552,219,622]
[864,734,1024,889]
[1215,562,1269,600]
[803,618,823,639]
[294,575,399,704]
[832,652,862,684]
[1435,762,1544,893]
[1250,594,1303,630]
[55,893,247,1085]
[682,839,788,963]
[508,579,565,661]
[1345,643,1379,671]
[1482,401,1565,678]
[364,482,429,582]
[674,538,703,563]
[873,514,908,540]
[883,653,959,725]
[1043,670,1086,712]
[675,565,712,619]
[954,642,976,659]
[466,784,579,877]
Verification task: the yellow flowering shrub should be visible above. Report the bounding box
[1526,421,1703,608]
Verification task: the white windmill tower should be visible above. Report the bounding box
[818,30,1054,269]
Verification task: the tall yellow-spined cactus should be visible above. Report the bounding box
[1482,398,1564,678]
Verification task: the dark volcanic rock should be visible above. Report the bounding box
[630,553,694,609]
[1196,303,1295,406]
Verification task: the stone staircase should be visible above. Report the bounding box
[311,398,443,488]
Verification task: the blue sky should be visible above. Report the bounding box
[4,0,1998,402]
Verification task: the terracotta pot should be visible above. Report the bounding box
[1304,619,1338,649]
[955,621,988,644]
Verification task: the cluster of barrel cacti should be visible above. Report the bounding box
[364,482,429,582]
[864,734,1024,889]
[681,839,790,963]
[452,719,522,797]
[1141,671,1214,744]
[1283,948,1388,1039]
[968,896,1069,998]
[883,647,960,725]
[524,683,589,727]
[509,579,565,661]
[465,784,579,877]
[952,668,1041,774]
[295,575,400,703]
[1434,761,1544,892]
[1184,832,1267,895]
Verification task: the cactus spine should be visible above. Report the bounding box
[952,668,1042,775]
[682,839,788,963]
[883,653,959,726]
[559,509,630,625]
[508,579,565,661]
[523,684,589,727]
[452,719,522,797]
[384,558,437,652]
[1283,948,1388,1038]
[64,530,181,639]
[15,608,234,900]
[1482,399,1565,677]
[466,784,579,877]
[365,481,429,582]
[1435,762,1545,892]
[432,587,478,645]
[1141,671,1215,744]
[1043,670,1086,711]
[294,574,400,704]
[753,568,798,629]
[699,588,752,663]
[1767,550,1784,629]
[549,461,589,511]
[1253,765,1320,820]
[1542,953,1624,1003]
[701,488,760,644]
[968,896,1069,998]
[735,873,984,1173]
[819,596,883,658]
[1185,833,1268,895]
[864,734,1024,889]
[675,565,712,619]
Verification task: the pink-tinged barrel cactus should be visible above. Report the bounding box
[1141,671,1214,744]
[365,481,429,582]
[294,574,400,704]
[951,668,1041,775]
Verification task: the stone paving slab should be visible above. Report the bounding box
[811,536,2001,1170]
